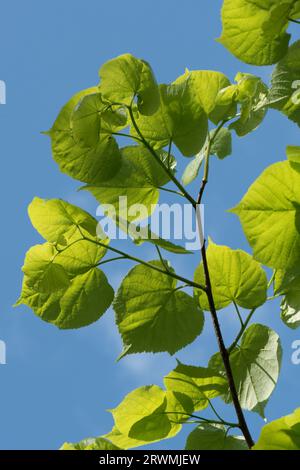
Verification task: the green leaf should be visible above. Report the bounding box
[225,73,268,137]
[57,268,114,329]
[71,92,127,147]
[61,437,121,450]
[277,270,300,329]
[52,240,108,277]
[194,241,267,311]
[103,427,148,450]
[219,0,295,65]
[164,363,227,411]
[109,385,182,445]
[286,145,300,171]
[274,267,300,294]
[209,324,282,418]
[17,197,113,329]
[185,424,247,450]
[231,161,300,272]
[174,69,236,124]
[281,292,300,329]
[254,408,300,450]
[181,152,205,186]
[17,240,114,329]
[28,197,103,245]
[291,1,300,19]
[84,145,176,222]
[270,41,300,127]
[48,88,121,184]
[210,128,232,159]
[114,261,204,355]
[131,82,208,157]
[21,243,70,294]
[99,54,160,115]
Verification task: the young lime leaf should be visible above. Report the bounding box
[274,267,300,295]
[99,54,160,115]
[219,0,295,65]
[286,145,300,172]
[164,363,227,411]
[231,161,300,272]
[21,243,70,294]
[253,408,300,450]
[228,73,268,136]
[103,427,150,450]
[131,82,208,157]
[277,270,300,329]
[71,93,127,147]
[84,146,176,223]
[114,261,204,355]
[57,268,114,329]
[61,437,121,451]
[174,69,236,124]
[209,324,282,418]
[281,292,300,329]
[181,152,205,186]
[48,88,121,184]
[210,128,232,159]
[270,40,300,127]
[109,385,182,444]
[194,241,267,311]
[185,424,247,450]
[17,198,113,329]
[16,240,113,329]
[28,197,102,244]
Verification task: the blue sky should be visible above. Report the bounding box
[0,0,300,450]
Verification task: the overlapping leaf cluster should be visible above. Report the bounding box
[18,0,300,449]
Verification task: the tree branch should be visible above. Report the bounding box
[195,124,254,449]
[228,307,256,354]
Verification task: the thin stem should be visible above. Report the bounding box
[83,234,206,292]
[197,120,227,205]
[167,139,173,170]
[233,301,244,328]
[228,308,257,354]
[97,256,126,266]
[267,294,280,301]
[127,105,197,207]
[207,398,225,423]
[112,131,143,143]
[268,270,276,290]
[289,17,300,24]
[163,412,239,428]
[195,123,254,448]
[159,186,185,198]
[52,237,86,257]
[155,245,170,272]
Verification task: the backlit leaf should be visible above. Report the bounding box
[254,408,300,450]
[194,241,267,311]
[99,54,160,115]
[84,145,176,222]
[209,324,282,418]
[185,424,247,450]
[231,161,300,272]
[131,82,208,157]
[219,0,297,65]
[164,363,227,411]
[114,261,204,355]
[49,88,121,184]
